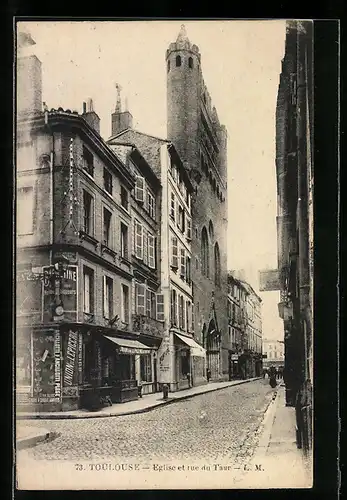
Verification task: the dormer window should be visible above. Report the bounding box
[176,55,182,67]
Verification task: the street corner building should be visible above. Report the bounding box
[15,25,230,412]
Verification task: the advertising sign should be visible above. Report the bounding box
[42,265,78,323]
[63,330,78,387]
[32,329,61,403]
[259,269,280,292]
[158,335,171,384]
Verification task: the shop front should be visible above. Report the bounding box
[174,333,206,388]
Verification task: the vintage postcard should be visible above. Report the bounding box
[15,19,314,490]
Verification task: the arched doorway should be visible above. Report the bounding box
[206,318,220,380]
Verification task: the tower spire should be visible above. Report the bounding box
[176,24,189,43]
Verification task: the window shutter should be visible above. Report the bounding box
[135,221,143,259]
[143,230,148,265]
[187,218,192,240]
[186,301,190,332]
[170,192,175,220]
[136,283,146,315]
[192,304,195,334]
[180,248,186,277]
[156,294,165,322]
[103,276,108,318]
[182,299,186,330]
[171,237,178,268]
[84,272,90,313]
[148,234,155,269]
[178,295,183,328]
[146,288,151,317]
[135,176,145,202]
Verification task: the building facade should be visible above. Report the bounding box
[166,25,229,381]
[262,339,285,369]
[227,273,263,379]
[275,20,313,451]
[16,36,163,412]
[108,122,206,392]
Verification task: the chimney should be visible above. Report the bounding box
[82,98,100,134]
[111,83,133,136]
[17,32,43,115]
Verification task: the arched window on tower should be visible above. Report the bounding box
[167,59,170,73]
[176,55,182,67]
[201,227,209,278]
[214,242,221,287]
[208,220,214,241]
[188,57,193,69]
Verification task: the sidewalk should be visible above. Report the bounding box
[236,384,313,488]
[16,425,57,450]
[17,377,260,420]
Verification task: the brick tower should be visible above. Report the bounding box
[166,25,229,380]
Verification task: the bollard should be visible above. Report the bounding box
[162,384,169,400]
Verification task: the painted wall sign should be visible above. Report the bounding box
[32,329,61,403]
[158,335,171,383]
[63,330,78,386]
[78,331,83,385]
[42,265,78,323]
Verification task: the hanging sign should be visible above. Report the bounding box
[42,265,78,323]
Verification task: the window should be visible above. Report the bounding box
[179,295,184,329]
[83,267,94,314]
[208,220,214,240]
[191,304,195,334]
[17,186,34,235]
[178,205,185,233]
[214,242,221,287]
[167,60,170,73]
[180,248,186,278]
[120,222,128,259]
[170,289,177,325]
[121,284,130,324]
[170,192,176,220]
[146,289,156,319]
[121,186,129,210]
[188,57,193,69]
[176,55,181,67]
[171,236,178,268]
[135,176,145,203]
[201,227,209,277]
[83,190,93,235]
[103,168,113,195]
[140,354,152,382]
[156,294,165,322]
[135,283,146,315]
[148,234,155,269]
[82,146,94,176]
[186,256,191,284]
[103,208,112,247]
[103,276,113,320]
[134,220,143,259]
[171,163,178,182]
[147,191,155,219]
[186,218,192,240]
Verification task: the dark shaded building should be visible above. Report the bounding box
[275,20,313,452]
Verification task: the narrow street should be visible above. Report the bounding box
[18,380,274,464]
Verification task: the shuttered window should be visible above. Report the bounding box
[135,283,146,315]
[134,220,143,259]
[135,176,145,202]
[148,234,155,269]
[171,236,178,268]
[156,294,165,322]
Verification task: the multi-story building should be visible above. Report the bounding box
[108,103,206,392]
[166,25,229,381]
[16,34,163,412]
[275,20,313,450]
[227,272,263,379]
[262,339,285,369]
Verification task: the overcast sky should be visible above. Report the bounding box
[17,20,286,340]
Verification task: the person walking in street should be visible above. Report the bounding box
[269,365,277,388]
[206,368,211,383]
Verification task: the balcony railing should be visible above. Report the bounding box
[132,314,164,337]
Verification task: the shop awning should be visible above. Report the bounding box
[174,333,206,358]
[104,336,152,355]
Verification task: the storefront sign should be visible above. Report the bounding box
[78,332,83,385]
[54,330,61,399]
[259,269,280,292]
[42,265,78,323]
[63,330,78,386]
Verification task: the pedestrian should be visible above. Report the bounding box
[206,368,211,383]
[187,372,191,388]
[269,365,277,388]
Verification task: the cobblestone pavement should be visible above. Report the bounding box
[18,380,274,465]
